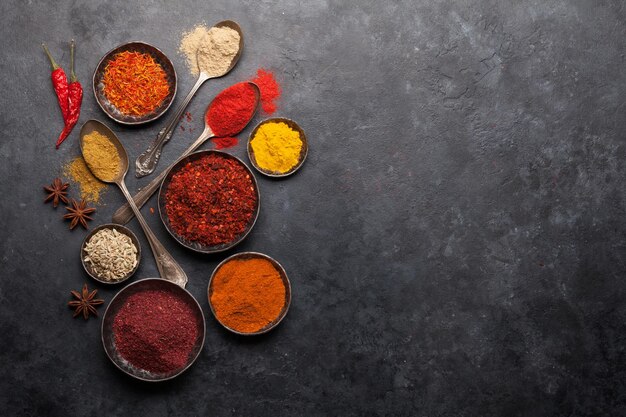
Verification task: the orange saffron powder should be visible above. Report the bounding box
[102,51,170,116]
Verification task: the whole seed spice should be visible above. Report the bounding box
[210,257,286,333]
[165,153,257,247]
[84,228,138,281]
[113,289,199,374]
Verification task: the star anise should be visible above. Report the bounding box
[43,178,69,207]
[63,199,96,229]
[68,284,105,320]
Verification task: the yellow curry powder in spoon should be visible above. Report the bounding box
[82,131,121,181]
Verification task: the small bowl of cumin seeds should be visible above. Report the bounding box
[81,224,141,284]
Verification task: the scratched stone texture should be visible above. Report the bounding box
[0,0,625,416]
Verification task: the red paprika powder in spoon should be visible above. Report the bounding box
[206,81,258,147]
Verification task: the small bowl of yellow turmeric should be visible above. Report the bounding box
[247,118,308,177]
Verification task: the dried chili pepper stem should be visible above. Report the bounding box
[69,39,77,83]
[42,43,60,70]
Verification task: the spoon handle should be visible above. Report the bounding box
[117,180,188,287]
[112,127,214,225]
[135,73,210,178]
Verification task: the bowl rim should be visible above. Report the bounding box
[100,277,206,382]
[92,41,177,125]
[80,223,141,285]
[157,150,261,254]
[207,251,292,335]
[247,117,308,178]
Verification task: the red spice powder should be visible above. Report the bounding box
[206,82,258,137]
[250,68,281,114]
[165,153,257,247]
[212,136,239,149]
[113,289,199,374]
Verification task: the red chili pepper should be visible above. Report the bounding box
[56,40,83,149]
[42,43,69,123]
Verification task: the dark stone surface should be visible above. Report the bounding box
[1,0,625,415]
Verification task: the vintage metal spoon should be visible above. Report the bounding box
[80,120,188,287]
[135,20,244,178]
[112,82,260,225]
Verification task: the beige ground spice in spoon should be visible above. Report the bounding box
[179,24,240,76]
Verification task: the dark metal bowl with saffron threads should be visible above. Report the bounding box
[207,251,292,336]
[101,278,206,382]
[80,223,142,285]
[93,41,177,125]
[157,150,261,254]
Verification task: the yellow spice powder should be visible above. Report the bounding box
[82,131,121,182]
[63,157,107,203]
[250,122,303,174]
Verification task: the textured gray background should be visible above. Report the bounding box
[1,0,625,416]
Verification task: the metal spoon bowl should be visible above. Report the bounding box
[79,120,188,287]
[135,20,244,177]
[80,120,130,181]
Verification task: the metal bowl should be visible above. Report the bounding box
[207,252,291,335]
[247,118,308,177]
[158,150,260,254]
[93,41,177,125]
[101,278,206,382]
[80,223,141,285]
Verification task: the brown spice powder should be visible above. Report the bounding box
[63,157,106,203]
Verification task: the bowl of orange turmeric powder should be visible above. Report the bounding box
[208,252,291,335]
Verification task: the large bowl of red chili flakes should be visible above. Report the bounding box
[158,150,260,253]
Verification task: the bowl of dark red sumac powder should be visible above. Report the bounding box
[208,252,291,335]
[101,278,205,381]
[158,150,260,254]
